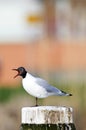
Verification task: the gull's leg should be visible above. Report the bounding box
[36,97,38,106]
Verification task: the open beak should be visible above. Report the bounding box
[12,69,19,78]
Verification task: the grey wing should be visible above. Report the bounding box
[35,78,62,95]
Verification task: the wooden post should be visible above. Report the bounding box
[20,106,76,130]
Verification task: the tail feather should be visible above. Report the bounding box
[61,90,72,96]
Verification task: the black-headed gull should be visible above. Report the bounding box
[13,67,72,106]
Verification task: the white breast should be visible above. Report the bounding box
[22,73,48,98]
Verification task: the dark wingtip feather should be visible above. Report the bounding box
[69,94,72,96]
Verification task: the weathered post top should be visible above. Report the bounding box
[21,106,73,124]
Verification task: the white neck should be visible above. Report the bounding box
[25,73,35,80]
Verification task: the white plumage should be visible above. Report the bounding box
[13,67,72,106]
[22,73,69,98]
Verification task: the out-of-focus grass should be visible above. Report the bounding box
[0,82,86,130]
[0,82,86,108]
[0,82,86,111]
[0,86,25,103]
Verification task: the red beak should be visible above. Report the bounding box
[12,69,19,78]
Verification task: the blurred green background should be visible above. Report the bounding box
[0,81,86,130]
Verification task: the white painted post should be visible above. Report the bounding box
[20,106,76,130]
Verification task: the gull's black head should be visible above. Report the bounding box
[12,67,27,78]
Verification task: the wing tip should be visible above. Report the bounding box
[69,93,72,96]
